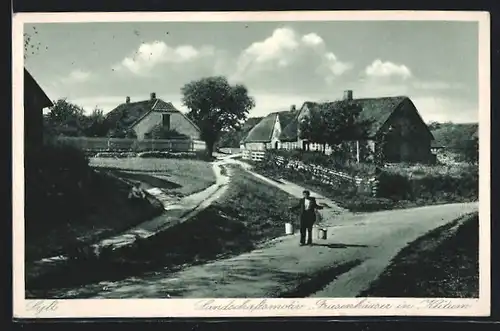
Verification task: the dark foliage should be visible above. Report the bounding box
[24,141,163,261]
[181,76,255,156]
[361,212,479,298]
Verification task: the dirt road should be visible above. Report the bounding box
[87,170,477,298]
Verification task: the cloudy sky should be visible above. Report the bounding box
[24,20,478,123]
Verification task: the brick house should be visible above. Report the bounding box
[105,92,201,141]
[279,90,436,164]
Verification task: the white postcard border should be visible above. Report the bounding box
[12,10,491,318]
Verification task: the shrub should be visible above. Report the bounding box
[137,150,213,161]
[344,197,395,212]
[267,149,377,177]
[376,169,478,202]
[377,172,413,200]
[144,127,189,140]
[25,142,91,234]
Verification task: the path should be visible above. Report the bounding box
[222,157,347,217]
[98,159,230,248]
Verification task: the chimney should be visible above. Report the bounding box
[343,90,353,101]
[290,104,296,112]
[126,96,130,104]
[150,92,156,100]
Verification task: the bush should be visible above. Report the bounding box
[144,127,189,140]
[377,172,413,200]
[268,149,377,177]
[376,169,478,202]
[137,151,213,161]
[344,197,395,212]
[25,142,92,235]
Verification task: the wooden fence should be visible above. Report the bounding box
[240,148,380,196]
[272,155,379,197]
[242,150,266,162]
[56,136,206,152]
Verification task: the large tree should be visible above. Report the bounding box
[83,108,110,137]
[299,100,369,156]
[298,108,329,153]
[181,76,255,156]
[45,99,87,137]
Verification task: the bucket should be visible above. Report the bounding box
[312,225,320,239]
[318,228,327,240]
[285,223,294,235]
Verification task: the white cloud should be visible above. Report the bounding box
[235,28,299,75]
[114,41,216,75]
[233,27,352,83]
[322,52,353,78]
[365,59,412,80]
[60,69,92,84]
[302,33,324,47]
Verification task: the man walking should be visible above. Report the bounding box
[291,190,324,246]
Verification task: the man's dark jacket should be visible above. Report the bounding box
[291,197,323,225]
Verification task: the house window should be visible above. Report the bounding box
[162,114,171,130]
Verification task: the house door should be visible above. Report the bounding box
[274,141,279,149]
[384,139,401,163]
[400,141,411,162]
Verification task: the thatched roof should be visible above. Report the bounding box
[24,68,53,109]
[242,110,297,143]
[105,98,183,129]
[279,96,413,141]
[242,117,264,132]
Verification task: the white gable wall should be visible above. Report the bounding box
[132,110,201,141]
[269,115,282,149]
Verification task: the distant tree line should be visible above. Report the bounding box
[428,121,478,164]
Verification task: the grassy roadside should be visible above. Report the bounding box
[360,212,479,298]
[89,157,216,196]
[27,164,298,298]
[250,164,393,212]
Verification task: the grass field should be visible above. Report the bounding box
[360,212,479,298]
[89,157,216,196]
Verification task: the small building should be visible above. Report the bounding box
[24,68,53,151]
[105,92,201,141]
[240,105,298,150]
[280,90,436,164]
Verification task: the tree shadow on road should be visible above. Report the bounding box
[279,259,364,298]
[311,243,370,249]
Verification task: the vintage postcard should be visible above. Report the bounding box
[12,11,490,318]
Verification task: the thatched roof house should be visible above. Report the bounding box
[241,107,298,149]
[280,96,431,141]
[279,91,435,163]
